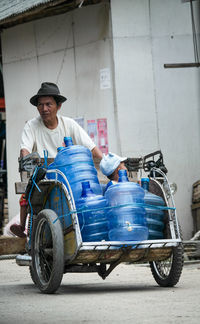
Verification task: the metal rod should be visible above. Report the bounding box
[164,63,200,68]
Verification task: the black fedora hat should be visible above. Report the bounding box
[30,82,67,106]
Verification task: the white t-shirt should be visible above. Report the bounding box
[20,115,95,158]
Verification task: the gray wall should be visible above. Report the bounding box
[2,3,117,220]
[1,0,200,238]
[111,0,200,238]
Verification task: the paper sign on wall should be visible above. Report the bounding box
[97,118,108,154]
[87,120,97,145]
[100,68,111,90]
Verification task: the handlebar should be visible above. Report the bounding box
[125,150,168,175]
[143,150,168,174]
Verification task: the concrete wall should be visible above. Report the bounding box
[111,0,200,238]
[2,2,117,220]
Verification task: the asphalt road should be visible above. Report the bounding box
[0,260,199,324]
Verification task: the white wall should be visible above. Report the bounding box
[2,3,117,220]
[111,0,200,238]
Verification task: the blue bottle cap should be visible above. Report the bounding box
[64,137,73,147]
[141,177,149,190]
[118,169,129,182]
[82,181,90,190]
[81,181,94,197]
[57,146,65,152]
[141,177,149,183]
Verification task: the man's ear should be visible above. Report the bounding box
[57,103,62,111]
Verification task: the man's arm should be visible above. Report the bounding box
[20,120,35,158]
[69,118,103,159]
[91,146,103,159]
[21,144,102,159]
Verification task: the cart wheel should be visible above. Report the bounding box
[148,179,184,287]
[150,243,183,287]
[150,224,184,287]
[31,209,64,294]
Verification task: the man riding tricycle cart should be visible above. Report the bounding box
[16,149,183,294]
[12,82,183,293]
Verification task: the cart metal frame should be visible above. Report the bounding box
[16,151,184,293]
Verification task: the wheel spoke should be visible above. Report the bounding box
[40,249,52,273]
[39,251,49,282]
[154,255,173,279]
[39,222,53,283]
[34,218,54,284]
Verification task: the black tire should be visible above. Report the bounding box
[29,266,37,285]
[31,209,64,294]
[149,216,184,287]
[150,242,184,287]
[149,179,184,287]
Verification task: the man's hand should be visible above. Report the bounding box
[19,152,40,173]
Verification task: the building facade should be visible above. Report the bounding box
[0,0,200,239]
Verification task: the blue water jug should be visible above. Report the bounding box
[141,178,164,239]
[105,170,148,241]
[46,137,102,201]
[76,181,109,242]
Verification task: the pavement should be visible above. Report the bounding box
[0,259,200,324]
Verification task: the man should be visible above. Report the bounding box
[10,82,103,237]
[100,152,127,192]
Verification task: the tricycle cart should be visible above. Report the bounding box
[16,151,184,294]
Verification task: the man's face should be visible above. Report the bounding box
[37,96,61,124]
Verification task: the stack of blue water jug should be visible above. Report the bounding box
[105,170,149,241]
[76,181,109,242]
[47,136,102,201]
[46,137,108,242]
[141,177,165,240]
[47,138,164,242]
